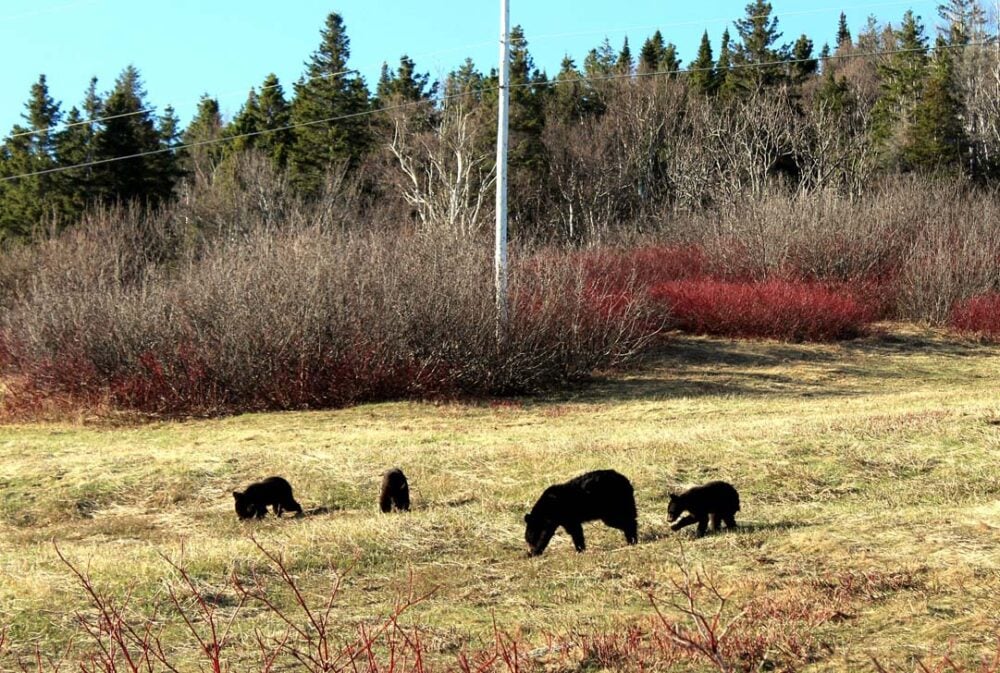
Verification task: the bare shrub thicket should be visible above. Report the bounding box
[0,166,653,416]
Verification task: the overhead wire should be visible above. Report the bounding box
[0,37,991,185]
[2,36,499,143]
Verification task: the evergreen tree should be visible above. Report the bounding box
[790,34,817,83]
[376,55,434,104]
[53,78,102,219]
[816,67,854,115]
[444,58,485,104]
[505,25,548,173]
[730,0,789,91]
[871,11,930,165]
[92,65,177,205]
[689,30,717,95]
[616,37,634,75]
[0,75,64,238]
[638,31,665,74]
[53,106,92,215]
[550,55,601,120]
[903,41,967,171]
[660,43,681,75]
[228,74,294,168]
[836,12,852,48]
[181,95,224,181]
[584,38,617,77]
[288,12,371,196]
[716,29,736,97]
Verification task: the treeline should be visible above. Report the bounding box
[1,0,998,242]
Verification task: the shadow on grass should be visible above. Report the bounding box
[554,328,1000,405]
[642,519,809,541]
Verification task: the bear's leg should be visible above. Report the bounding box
[723,514,737,529]
[254,504,268,519]
[670,515,697,531]
[695,516,709,538]
[394,493,410,512]
[274,503,284,517]
[710,513,721,531]
[564,522,586,552]
[284,498,303,516]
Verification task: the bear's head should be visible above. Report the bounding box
[233,491,256,520]
[523,512,549,556]
[667,493,683,522]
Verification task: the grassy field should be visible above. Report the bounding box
[1,325,999,671]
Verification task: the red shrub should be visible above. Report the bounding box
[649,278,872,341]
[950,293,1000,339]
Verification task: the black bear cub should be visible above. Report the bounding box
[379,468,410,513]
[668,480,740,537]
[524,469,638,556]
[233,476,303,520]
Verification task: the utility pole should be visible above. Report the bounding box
[495,0,510,330]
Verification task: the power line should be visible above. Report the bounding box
[0,38,992,185]
[1,36,501,143]
[1,69,360,143]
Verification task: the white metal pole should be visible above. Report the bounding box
[495,0,510,329]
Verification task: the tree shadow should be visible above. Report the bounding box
[554,329,999,405]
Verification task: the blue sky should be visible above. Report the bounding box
[0,0,942,134]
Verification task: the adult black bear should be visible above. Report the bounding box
[668,480,740,537]
[379,468,410,513]
[524,469,638,556]
[232,476,303,520]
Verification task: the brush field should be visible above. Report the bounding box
[1,326,999,671]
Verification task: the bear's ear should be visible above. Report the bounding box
[232,491,241,499]
[524,513,531,523]
[668,493,677,500]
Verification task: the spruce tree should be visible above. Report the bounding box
[52,78,102,219]
[836,12,852,48]
[0,75,64,237]
[288,12,371,196]
[730,0,789,91]
[376,55,434,103]
[181,95,224,181]
[871,11,930,165]
[551,56,587,120]
[444,58,485,102]
[790,34,817,83]
[616,37,634,75]
[638,31,666,74]
[689,31,717,95]
[227,74,293,168]
[659,43,681,76]
[92,65,177,204]
[903,42,967,171]
[506,26,548,173]
[716,29,736,97]
[584,38,617,77]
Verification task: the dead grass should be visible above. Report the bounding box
[1,325,999,670]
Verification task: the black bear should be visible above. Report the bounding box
[379,468,410,513]
[524,469,638,556]
[668,480,740,537]
[232,476,303,520]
